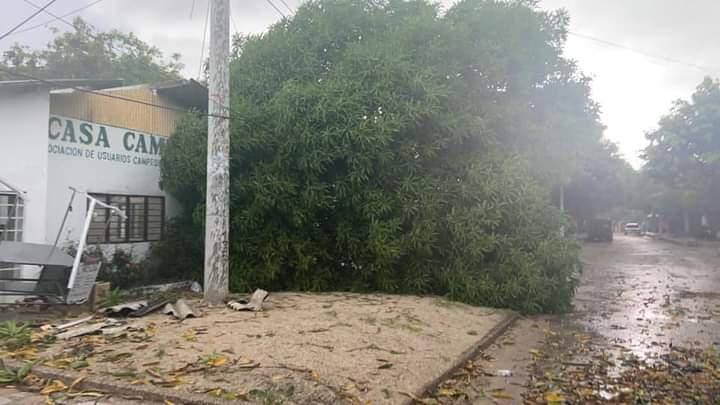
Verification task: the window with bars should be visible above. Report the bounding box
[87,194,164,244]
[0,193,24,242]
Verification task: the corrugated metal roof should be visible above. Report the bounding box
[99,79,208,111]
[49,79,208,136]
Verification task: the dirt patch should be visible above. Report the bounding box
[24,293,510,404]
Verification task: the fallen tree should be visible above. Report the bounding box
[158,0,606,313]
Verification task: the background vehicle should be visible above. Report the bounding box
[587,218,613,242]
[624,222,641,236]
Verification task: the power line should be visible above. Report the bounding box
[198,0,211,80]
[568,31,717,73]
[264,0,286,18]
[277,0,294,15]
[8,0,106,37]
[0,0,59,41]
[0,66,229,119]
[23,0,74,30]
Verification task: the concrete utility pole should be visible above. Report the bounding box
[204,0,230,304]
[559,183,565,237]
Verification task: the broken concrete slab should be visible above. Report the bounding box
[128,299,170,318]
[162,298,199,320]
[100,301,147,317]
[227,288,268,311]
[55,315,94,330]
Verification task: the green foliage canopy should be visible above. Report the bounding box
[644,77,720,216]
[159,0,610,313]
[1,18,182,84]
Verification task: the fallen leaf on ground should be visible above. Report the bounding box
[182,329,197,342]
[398,391,432,404]
[436,387,464,397]
[68,376,85,392]
[40,379,67,395]
[206,387,238,399]
[490,389,513,399]
[207,356,228,367]
[66,391,106,398]
[545,391,566,404]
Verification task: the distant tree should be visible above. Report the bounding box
[563,141,638,225]
[644,77,720,232]
[0,17,182,84]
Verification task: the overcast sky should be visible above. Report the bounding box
[2,0,719,168]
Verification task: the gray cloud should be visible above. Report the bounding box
[2,0,717,166]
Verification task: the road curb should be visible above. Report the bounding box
[646,234,700,247]
[405,311,521,404]
[4,360,230,405]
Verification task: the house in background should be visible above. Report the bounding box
[0,78,206,258]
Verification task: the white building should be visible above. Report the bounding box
[0,79,206,258]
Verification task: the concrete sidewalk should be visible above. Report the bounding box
[645,232,720,248]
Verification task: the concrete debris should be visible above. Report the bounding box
[100,300,147,317]
[55,315,94,330]
[56,318,122,340]
[100,325,132,337]
[128,299,170,318]
[227,289,269,312]
[163,298,199,320]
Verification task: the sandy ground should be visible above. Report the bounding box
[30,292,509,404]
[428,234,720,403]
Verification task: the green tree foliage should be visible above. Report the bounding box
[644,77,720,228]
[0,18,182,84]
[159,0,612,313]
[563,141,639,225]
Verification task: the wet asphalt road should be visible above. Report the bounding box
[576,234,720,357]
[432,234,720,403]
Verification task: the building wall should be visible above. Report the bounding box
[0,88,50,243]
[45,113,179,258]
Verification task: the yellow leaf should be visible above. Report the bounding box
[66,392,105,398]
[342,382,355,391]
[164,400,175,405]
[41,379,68,395]
[182,330,197,342]
[437,388,463,397]
[208,356,228,367]
[490,389,513,400]
[310,370,320,381]
[9,347,40,360]
[545,391,566,404]
[68,376,86,392]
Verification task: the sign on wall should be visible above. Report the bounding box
[48,116,167,168]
